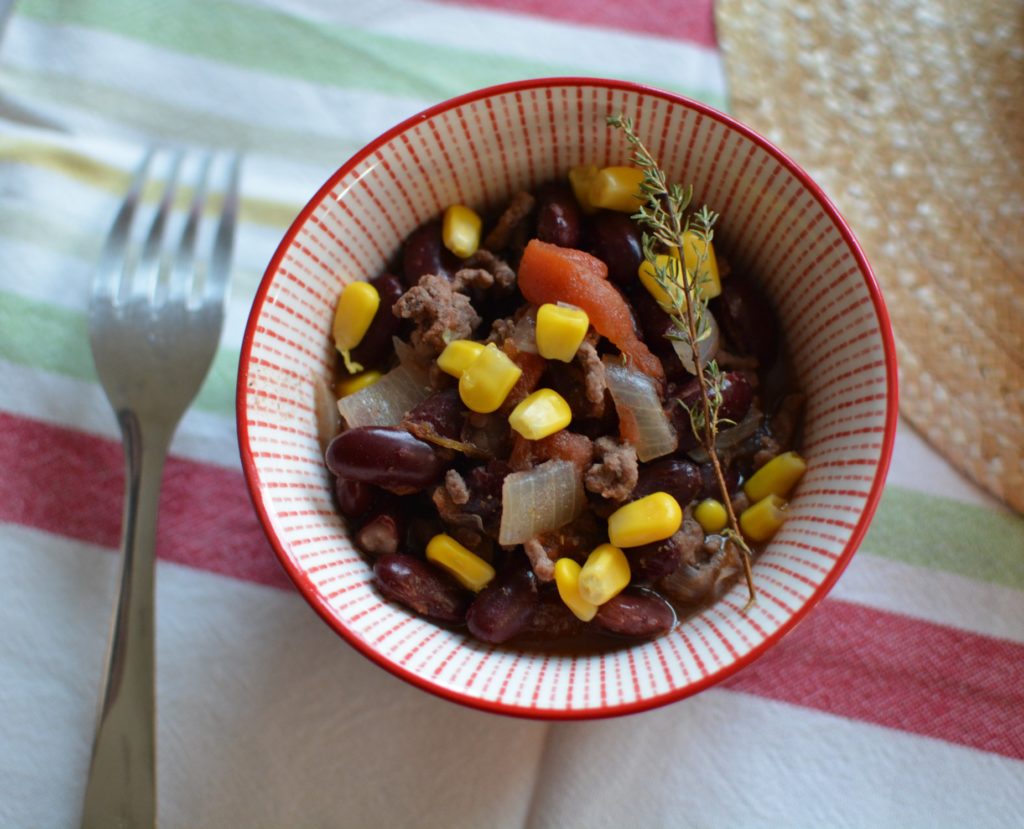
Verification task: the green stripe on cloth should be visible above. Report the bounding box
[17,0,727,108]
[864,488,1024,591]
[2,267,1021,591]
[0,291,238,416]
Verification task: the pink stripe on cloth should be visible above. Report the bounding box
[0,411,288,589]
[438,0,718,48]
[726,599,1024,760]
[4,411,1023,757]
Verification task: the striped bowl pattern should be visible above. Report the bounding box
[238,78,898,718]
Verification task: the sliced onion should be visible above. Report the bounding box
[498,459,585,546]
[511,311,538,354]
[313,372,341,451]
[671,309,720,375]
[392,335,431,384]
[604,360,678,462]
[686,406,763,463]
[336,363,430,428]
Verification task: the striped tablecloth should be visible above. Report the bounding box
[1,2,1021,826]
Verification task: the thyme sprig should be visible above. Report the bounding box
[608,113,757,609]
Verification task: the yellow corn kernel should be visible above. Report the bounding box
[637,253,683,306]
[426,533,495,592]
[740,494,787,543]
[608,492,683,548]
[638,242,721,305]
[458,343,523,414]
[568,164,600,213]
[336,369,382,398]
[694,498,729,534]
[332,281,380,352]
[535,303,590,362]
[333,281,381,374]
[744,451,808,503]
[589,166,645,213]
[578,543,631,606]
[554,558,599,622]
[437,339,486,378]
[680,230,722,300]
[508,388,572,441]
[442,203,482,259]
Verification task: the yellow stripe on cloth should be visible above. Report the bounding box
[0,138,299,229]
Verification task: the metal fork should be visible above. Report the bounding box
[81,148,240,828]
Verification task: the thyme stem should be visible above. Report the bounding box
[608,114,757,609]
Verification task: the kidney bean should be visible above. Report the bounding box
[354,497,407,556]
[325,427,446,494]
[519,591,586,641]
[466,565,539,643]
[634,458,702,507]
[698,462,740,500]
[402,387,465,442]
[402,220,460,287]
[672,371,751,419]
[629,533,687,585]
[710,275,779,367]
[535,183,581,248]
[335,477,378,519]
[665,371,754,452]
[663,377,699,452]
[462,460,512,533]
[374,554,470,623]
[595,587,676,638]
[718,372,754,424]
[585,211,643,285]
[350,273,404,370]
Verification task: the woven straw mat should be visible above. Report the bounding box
[715,0,1024,512]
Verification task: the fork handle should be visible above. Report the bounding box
[81,411,172,829]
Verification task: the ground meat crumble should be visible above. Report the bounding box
[482,190,535,252]
[584,436,638,502]
[463,248,517,291]
[575,334,607,418]
[392,273,481,359]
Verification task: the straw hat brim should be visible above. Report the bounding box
[716,0,1024,511]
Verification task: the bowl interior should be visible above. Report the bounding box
[238,79,897,717]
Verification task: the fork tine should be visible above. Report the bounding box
[203,152,242,306]
[92,147,156,301]
[124,149,184,303]
[165,153,213,303]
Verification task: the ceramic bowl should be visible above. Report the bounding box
[237,78,898,718]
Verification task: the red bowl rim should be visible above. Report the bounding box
[236,76,899,720]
